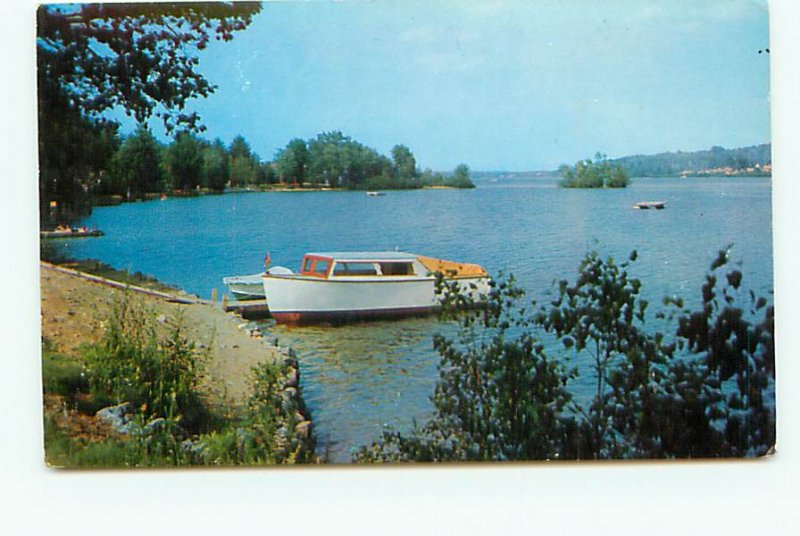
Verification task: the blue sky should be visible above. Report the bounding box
[136,0,770,171]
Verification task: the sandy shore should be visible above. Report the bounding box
[40,262,284,403]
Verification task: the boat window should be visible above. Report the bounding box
[312,259,331,276]
[380,262,414,276]
[333,262,378,276]
[302,257,313,273]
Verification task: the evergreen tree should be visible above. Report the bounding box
[108,126,164,199]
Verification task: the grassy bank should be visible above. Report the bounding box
[41,263,315,468]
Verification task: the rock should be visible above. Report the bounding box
[284,366,298,388]
[156,314,168,324]
[181,438,206,457]
[96,402,132,433]
[280,387,298,412]
[294,420,311,439]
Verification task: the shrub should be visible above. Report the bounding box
[83,293,211,434]
[355,248,775,462]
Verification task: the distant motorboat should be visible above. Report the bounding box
[262,251,490,324]
[366,191,386,197]
[632,201,666,210]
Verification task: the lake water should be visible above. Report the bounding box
[58,176,774,462]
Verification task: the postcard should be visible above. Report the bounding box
[36,0,774,468]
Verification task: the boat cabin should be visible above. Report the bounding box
[296,252,488,280]
[299,252,421,279]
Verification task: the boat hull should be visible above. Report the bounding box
[264,274,489,324]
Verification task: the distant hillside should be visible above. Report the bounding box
[611,144,771,177]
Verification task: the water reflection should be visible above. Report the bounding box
[261,316,453,462]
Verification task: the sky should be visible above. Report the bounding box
[113,0,773,171]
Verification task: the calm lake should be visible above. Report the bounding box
[58,175,773,462]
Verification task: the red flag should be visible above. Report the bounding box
[264,251,271,270]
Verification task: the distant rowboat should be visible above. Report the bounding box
[40,226,104,239]
[632,201,666,210]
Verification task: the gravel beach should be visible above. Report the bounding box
[40,262,283,403]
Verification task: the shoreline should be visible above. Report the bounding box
[40,260,315,465]
[90,182,467,205]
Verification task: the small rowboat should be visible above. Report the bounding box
[632,201,666,210]
[222,273,265,301]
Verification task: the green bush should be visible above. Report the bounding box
[83,293,212,433]
[355,248,774,462]
[193,362,311,465]
[45,299,312,467]
[42,350,88,401]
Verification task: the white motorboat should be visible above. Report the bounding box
[262,251,490,324]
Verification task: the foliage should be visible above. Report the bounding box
[228,135,259,186]
[666,247,775,456]
[197,362,313,465]
[303,131,391,188]
[202,139,231,191]
[355,275,578,462]
[43,292,312,467]
[37,2,260,220]
[559,153,630,188]
[448,164,476,188]
[83,293,210,433]
[275,138,310,185]
[391,144,419,180]
[274,131,474,190]
[164,131,206,190]
[356,249,775,462]
[42,349,89,408]
[37,3,261,134]
[106,126,164,198]
[38,76,120,220]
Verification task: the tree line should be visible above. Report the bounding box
[42,125,476,219]
[612,144,771,177]
[36,4,473,225]
[92,128,273,201]
[273,131,474,190]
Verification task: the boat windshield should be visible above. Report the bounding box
[333,262,379,276]
[312,259,330,276]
